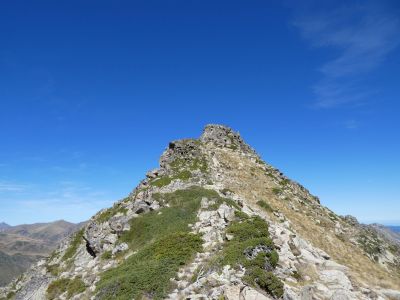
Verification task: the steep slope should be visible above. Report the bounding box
[1,124,399,300]
[0,221,84,287]
[0,251,38,287]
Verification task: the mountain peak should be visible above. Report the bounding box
[2,125,400,300]
[200,124,255,154]
[0,222,10,230]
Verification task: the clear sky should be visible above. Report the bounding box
[1,0,399,226]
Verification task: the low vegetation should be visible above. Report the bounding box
[96,187,229,299]
[96,202,128,223]
[272,187,282,195]
[0,291,15,300]
[46,263,60,276]
[149,157,209,188]
[256,200,273,213]
[150,170,193,188]
[215,214,283,298]
[169,157,208,173]
[357,233,382,259]
[46,276,85,299]
[101,250,112,260]
[97,233,202,300]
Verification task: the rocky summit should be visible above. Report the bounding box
[1,124,400,300]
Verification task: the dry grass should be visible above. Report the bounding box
[210,147,400,290]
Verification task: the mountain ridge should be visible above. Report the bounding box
[1,124,399,300]
[0,222,11,231]
[0,220,84,287]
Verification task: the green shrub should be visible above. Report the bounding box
[256,200,273,212]
[2,291,15,300]
[389,244,399,254]
[234,210,250,220]
[62,229,84,261]
[46,263,60,276]
[216,215,283,298]
[101,251,112,260]
[244,268,284,298]
[280,179,290,186]
[357,234,382,257]
[272,187,282,195]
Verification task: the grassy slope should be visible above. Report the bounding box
[214,147,400,290]
[95,187,214,300]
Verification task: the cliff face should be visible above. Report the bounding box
[2,124,399,300]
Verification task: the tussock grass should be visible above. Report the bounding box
[46,277,85,299]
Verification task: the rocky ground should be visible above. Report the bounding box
[1,124,399,300]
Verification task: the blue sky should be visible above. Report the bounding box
[1,0,399,225]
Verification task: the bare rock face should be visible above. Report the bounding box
[2,124,399,300]
[200,124,256,154]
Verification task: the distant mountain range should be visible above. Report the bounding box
[369,224,400,246]
[0,220,84,286]
[0,222,11,231]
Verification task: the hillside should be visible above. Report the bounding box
[0,223,11,231]
[370,224,400,246]
[0,221,83,287]
[1,124,399,300]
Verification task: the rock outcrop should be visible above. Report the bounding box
[1,124,399,300]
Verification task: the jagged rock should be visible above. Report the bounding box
[111,243,128,255]
[133,200,150,214]
[330,290,351,300]
[200,124,256,154]
[299,285,314,300]
[217,203,236,222]
[288,240,301,257]
[146,169,161,179]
